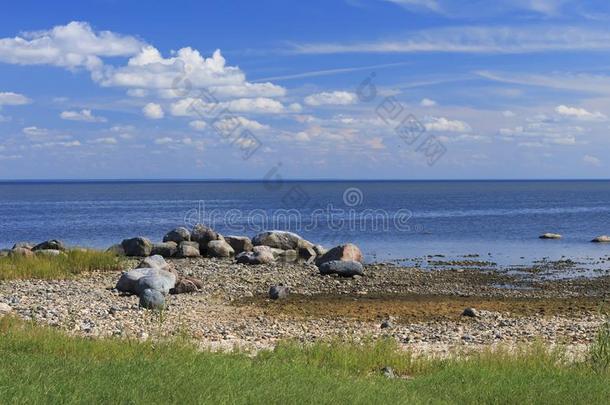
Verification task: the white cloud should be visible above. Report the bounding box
[91,137,117,145]
[22,126,49,137]
[189,120,207,131]
[214,116,269,133]
[583,154,602,167]
[555,105,607,121]
[60,109,107,122]
[143,103,164,119]
[0,21,144,70]
[97,47,285,99]
[290,25,610,54]
[502,110,516,117]
[127,89,148,97]
[304,91,358,106]
[154,137,173,145]
[32,140,81,148]
[0,91,31,106]
[420,98,437,107]
[170,97,287,116]
[366,137,386,150]
[425,117,471,132]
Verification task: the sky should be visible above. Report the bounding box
[1,0,610,180]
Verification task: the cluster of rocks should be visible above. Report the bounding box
[539,232,610,243]
[115,255,203,309]
[1,239,68,258]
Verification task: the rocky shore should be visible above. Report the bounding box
[1,248,609,356]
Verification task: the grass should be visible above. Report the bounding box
[0,316,609,404]
[0,250,122,280]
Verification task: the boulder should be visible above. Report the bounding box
[207,240,234,258]
[151,242,178,258]
[106,244,125,256]
[191,224,222,252]
[136,255,170,271]
[170,278,200,294]
[177,241,200,258]
[163,227,191,244]
[224,236,253,254]
[32,239,65,252]
[318,260,364,277]
[315,243,363,266]
[9,247,34,258]
[277,249,298,262]
[12,242,34,250]
[252,231,314,252]
[539,233,562,239]
[269,285,289,300]
[136,274,175,295]
[139,289,165,310]
[34,249,63,257]
[591,235,610,243]
[121,237,153,257]
[236,245,275,265]
[116,268,176,295]
[0,303,12,314]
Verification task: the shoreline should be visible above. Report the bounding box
[1,255,608,356]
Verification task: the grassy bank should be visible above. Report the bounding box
[0,250,122,280]
[0,317,609,404]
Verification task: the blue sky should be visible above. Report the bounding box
[1,0,610,179]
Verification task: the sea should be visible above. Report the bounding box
[1,180,609,270]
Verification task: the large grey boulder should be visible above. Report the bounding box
[191,224,222,253]
[207,240,234,258]
[12,242,34,250]
[9,247,34,258]
[136,255,170,271]
[252,230,314,251]
[106,244,126,256]
[32,239,66,252]
[224,236,253,254]
[116,268,176,295]
[151,242,178,258]
[139,289,165,310]
[315,243,363,266]
[121,237,153,257]
[318,260,364,277]
[163,227,191,244]
[177,241,200,258]
[236,245,275,265]
[592,235,610,243]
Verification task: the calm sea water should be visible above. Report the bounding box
[1,180,609,267]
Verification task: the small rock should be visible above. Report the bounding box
[121,237,153,257]
[381,366,396,379]
[224,236,253,254]
[34,249,63,257]
[380,320,394,329]
[9,247,34,257]
[315,243,363,266]
[462,307,479,318]
[177,242,200,258]
[539,233,562,239]
[591,235,610,243]
[269,285,289,300]
[0,303,12,314]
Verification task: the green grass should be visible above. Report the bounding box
[0,316,609,404]
[0,250,122,280]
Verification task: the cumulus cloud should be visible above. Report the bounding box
[214,116,269,133]
[555,105,607,121]
[142,103,164,119]
[170,97,287,116]
[60,109,107,122]
[424,117,471,132]
[0,21,144,70]
[420,98,437,107]
[304,91,358,106]
[22,126,49,137]
[97,47,285,99]
[0,91,31,106]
